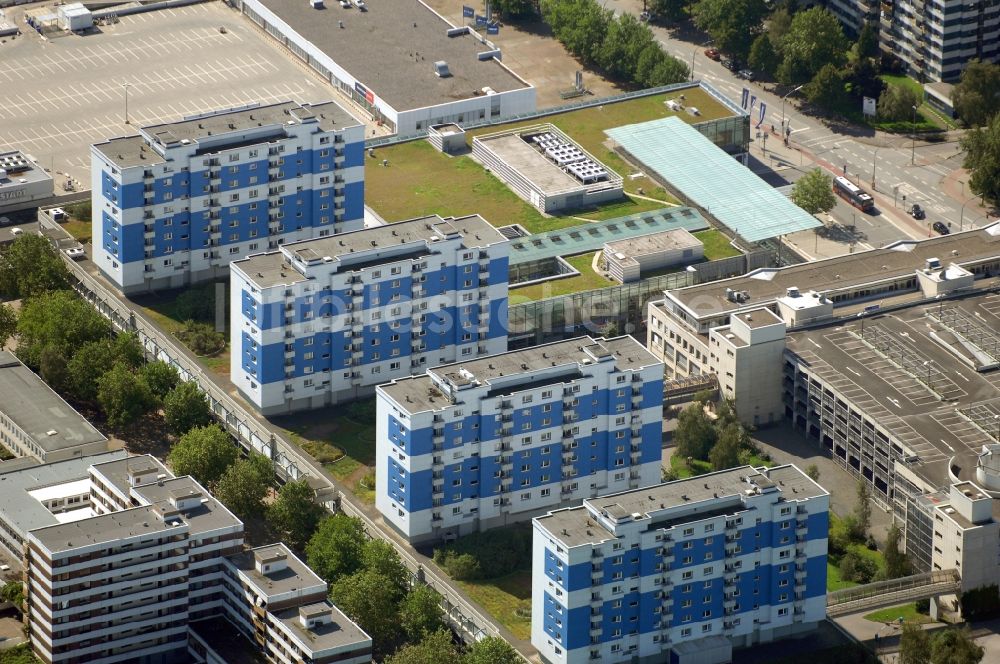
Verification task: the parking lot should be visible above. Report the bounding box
[0,2,341,187]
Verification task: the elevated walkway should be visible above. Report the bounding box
[826,569,960,617]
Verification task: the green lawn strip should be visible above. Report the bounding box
[509,251,615,302]
[694,229,741,260]
[284,413,376,483]
[863,603,935,624]
[575,194,678,221]
[827,561,858,592]
[61,219,92,244]
[669,453,713,479]
[458,571,532,641]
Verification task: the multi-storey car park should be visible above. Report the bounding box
[375,336,664,544]
[91,100,365,294]
[0,452,370,664]
[532,465,829,664]
[647,222,1000,609]
[230,213,510,415]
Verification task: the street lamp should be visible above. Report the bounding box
[994,414,1000,442]
[122,82,131,125]
[924,360,932,389]
[781,85,805,137]
[691,39,713,82]
[959,196,978,231]
[910,105,917,166]
[871,145,882,191]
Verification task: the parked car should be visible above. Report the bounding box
[932,221,950,235]
[722,57,738,71]
[65,245,86,260]
[737,69,755,81]
[704,48,720,61]
[909,204,925,220]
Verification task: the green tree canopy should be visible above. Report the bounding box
[306,514,368,584]
[15,290,111,369]
[362,539,410,597]
[330,569,405,658]
[214,453,275,520]
[674,402,717,461]
[66,339,116,402]
[112,332,146,370]
[855,21,879,60]
[140,361,179,402]
[0,234,70,300]
[540,0,609,66]
[492,0,535,19]
[267,479,327,552]
[805,464,820,482]
[464,636,522,664]
[930,626,984,664]
[649,0,691,23]
[163,381,213,435]
[693,0,768,62]
[167,424,238,488]
[766,7,793,50]
[710,423,744,470]
[399,585,446,642]
[853,480,872,538]
[385,629,458,664]
[597,13,654,81]
[0,302,16,350]
[961,113,1000,205]
[748,33,780,77]
[878,85,922,122]
[884,523,911,579]
[790,168,836,215]
[777,7,849,83]
[803,64,848,111]
[97,361,156,429]
[899,621,932,664]
[952,61,1000,127]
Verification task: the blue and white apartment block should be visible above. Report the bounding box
[91,100,364,294]
[532,465,829,664]
[231,214,509,415]
[376,336,665,544]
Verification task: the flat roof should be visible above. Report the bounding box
[133,476,242,536]
[272,601,370,654]
[785,291,1000,489]
[537,465,825,547]
[0,151,51,187]
[253,0,527,110]
[89,454,168,497]
[669,222,1000,319]
[0,451,126,540]
[479,132,584,193]
[27,477,90,504]
[606,117,821,243]
[0,351,107,454]
[605,228,702,261]
[226,543,325,598]
[234,213,506,288]
[508,207,708,265]
[93,100,356,169]
[379,335,660,412]
[29,504,180,553]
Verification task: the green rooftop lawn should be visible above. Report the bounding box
[863,603,935,625]
[458,570,532,641]
[509,251,614,302]
[694,229,741,260]
[366,89,733,228]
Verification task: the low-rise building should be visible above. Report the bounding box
[0,151,54,215]
[231,213,509,415]
[603,228,704,284]
[532,465,828,664]
[376,336,664,544]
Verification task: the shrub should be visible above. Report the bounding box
[433,551,482,580]
[346,399,377,422]
[433,526,532,581]
[175,320,225,356]
[839,550,879,584]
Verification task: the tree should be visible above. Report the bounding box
[163,381,213,435]
[306,514,368,583]
[805,464,821,482]
[0,580,24,610]
[884,523,911,579]
[961,112,1000,205]
[803,64,848,110]
[878,85,922,122]
[464,637,522,664]
[899,621,932,664]
[674,402,717,461]
[748,33,780,77]
[492,0,534,18]
[167,424,238,487]
[952,61,1000,127]
[838,550,878,583]
[930,626,984,664]
[15,290,111,369]
[853,480,872,539]
[845,57,886,101]
[767,7,793,49]
[649,0,690,23]
[362,539,410,597]
[400,585,446,641]
[777,7,849,84]
[97,362,156,429]
[330,569,404,657]
[267,479,327,552]
[0,302,16,350]
[540,0,609,66]
[39,345,70,393]
[790,168,836,215]
[710,423,743,470]
[855,21,879,60]
[113,332,146,370]
[636,45,689,88]
[213,453,275,520]
[597,13,654,81]
[693,0,769,62]
[0,234,69,300]
[139,361,178,402]
[385,629,458,664]
[66,340,115,402]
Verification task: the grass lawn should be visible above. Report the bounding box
[864,603,935,625]
[574,194,678,221]
[136,287,230,376]
[458,570,532,641]
[509,251,614,302]
[60,218,92,244]
[669,453,713,479]
[827,561,859,592]
[876,75,957,131]
[694,229,741,260]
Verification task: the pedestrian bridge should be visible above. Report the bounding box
[826,569,960,617]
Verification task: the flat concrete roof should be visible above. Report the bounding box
[785,291,1000,489]
[669,223,1000,319]
[254,0,527,111]
[0,451,126,543]
[537,464,824,547]
[0,351,107,455]
[227,543,325,599]
[272,601,370,654]
[93,100,356,169]
[89,454,168,498]
[133,476,242,536]
[605,228,702,262]
[379,335,661,412]
[30,504,180,553]
[0,151,51,188]
[478,133,584,194]
[233,213,506,289]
